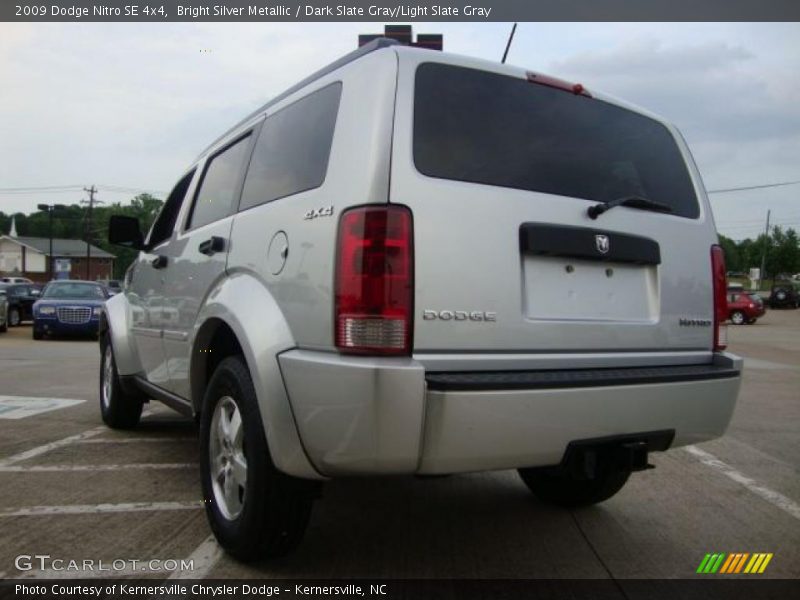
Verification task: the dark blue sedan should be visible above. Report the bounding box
[33,280,109,340]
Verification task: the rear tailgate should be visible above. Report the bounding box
[390,51,719,359]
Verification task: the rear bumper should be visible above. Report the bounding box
[278,350,742,476]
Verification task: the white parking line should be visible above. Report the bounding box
[76,437,195,444]
[0,463,197,472]
[0,501,202,517]
[0,427,107,467]
[16,566,161,580]
[0,410,156,467]
[167,535,222,580]
[685,445,800,521]
[0,396,87,420]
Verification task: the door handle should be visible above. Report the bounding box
[199,236,226,256]
[151,255,168,269]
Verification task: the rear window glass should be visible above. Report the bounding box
[239,83,342,211]
[413,63,700,219]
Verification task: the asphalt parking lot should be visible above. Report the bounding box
[0,313,798,581]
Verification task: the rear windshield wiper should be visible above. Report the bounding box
[587,195,674,220]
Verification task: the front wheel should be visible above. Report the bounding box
[730,311,746,325]
[518,464,631,508]
[99,338,144,429]
[200,355,318,561]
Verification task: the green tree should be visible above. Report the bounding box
[768,226,799,277]
[718,234,741,272]
[1,193,163,280]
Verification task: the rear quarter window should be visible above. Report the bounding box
[239,82,342,211]
[413,63,700,219]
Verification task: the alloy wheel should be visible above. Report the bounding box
[209,396,247,520]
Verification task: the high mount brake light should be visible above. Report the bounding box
[335,205,413,355]
[526,72,592,97]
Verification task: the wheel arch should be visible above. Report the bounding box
[100,293,144,376]
[190,272,322,480]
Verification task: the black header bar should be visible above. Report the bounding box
[3,1,800,22]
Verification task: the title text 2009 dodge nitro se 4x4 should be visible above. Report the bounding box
[101,38,742,560]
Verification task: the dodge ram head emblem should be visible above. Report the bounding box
[595,234,610,254]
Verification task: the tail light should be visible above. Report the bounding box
[335,205,413,355]
[711,245,728,351]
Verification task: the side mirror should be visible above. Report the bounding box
[109,215,145,250]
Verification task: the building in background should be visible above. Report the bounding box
[0,224,114,283]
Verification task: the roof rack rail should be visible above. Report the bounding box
[197,38,401,160]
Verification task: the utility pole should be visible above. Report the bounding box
[82,185,102,280]
[759,209,771,290]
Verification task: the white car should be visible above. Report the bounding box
[101,36,742,560]
[0,276,33,284]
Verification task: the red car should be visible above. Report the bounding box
[727,290,765,325]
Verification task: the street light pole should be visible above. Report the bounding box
[37,204,65,281]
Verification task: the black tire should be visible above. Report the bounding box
[33,328,43,340]
[0,317,7,333]
[518,464,631,508]
[200,355,317,561]
[99,336,144,429]
[730,310,746,325]
[8,308,20,327]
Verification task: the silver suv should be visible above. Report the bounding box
[102,38,742,560]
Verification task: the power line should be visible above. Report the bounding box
[0,184,166,196]
[707,180,800,194]
[0,185,84,192]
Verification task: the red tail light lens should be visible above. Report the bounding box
[335,205,413,355]
[711,244,728,351]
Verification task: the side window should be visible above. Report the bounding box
[148,168,197,249]
[239,83,341,211]
[187,135,252,230]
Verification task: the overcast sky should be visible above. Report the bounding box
[0,22,798,240]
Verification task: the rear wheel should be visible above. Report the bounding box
[518,464,630,508]
[99,337,144,429]
[200,355,317,561]
[8,308,20,327]
[730,311,746,325]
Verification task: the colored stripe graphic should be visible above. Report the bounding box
[709,552,725,573]
[700,552,773,575]
[734,553,750,573]
[719,554,736,574]
[744,554,759,574]
[697,554,712,573]
[758,553,773,573]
